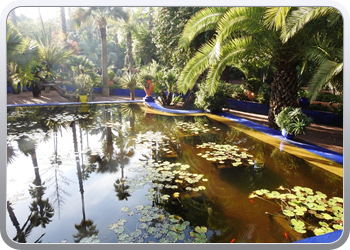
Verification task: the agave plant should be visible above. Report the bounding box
[120,72,137,100]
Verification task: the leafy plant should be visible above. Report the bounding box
[107,70,116,82]
[242,78,263,94]
[74,73,94,95]
[249,186,343,236]
[275,107,313,135]
[120,73,137,100]
[194,81,228,112]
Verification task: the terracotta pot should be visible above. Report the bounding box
[109,80,114,86]
[144,82,154,97]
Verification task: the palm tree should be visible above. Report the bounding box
[74,7,109,96]
[177,7,326,129]
[109,7,146,68]
[278,7,343,101]
[7,21,38,92]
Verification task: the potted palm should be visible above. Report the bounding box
[74,74,94,103]
[275,107,313,139]
[120,72,137,100]
[108,70,116,86]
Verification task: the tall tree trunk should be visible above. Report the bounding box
[268,63,298,129]
[99,23,109,96]
[60,7,67,43]
[124,31,134,67]
[114,34,120,68]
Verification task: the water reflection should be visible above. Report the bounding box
[6,103,343,243]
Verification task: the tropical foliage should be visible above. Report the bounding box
[177,7,342,128]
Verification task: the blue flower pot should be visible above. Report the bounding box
[281,128,294,139]
[299,97,310,107]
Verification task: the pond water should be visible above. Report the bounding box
[6,103,343,244]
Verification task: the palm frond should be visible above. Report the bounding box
[176,40,217,93]
[281,7,339,42]
[207,36,252,95]
[216,7,264,44]
[179,7,230,49]
[264,7,291,30]
[308,57,343,101]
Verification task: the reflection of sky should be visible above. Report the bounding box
[6,126,151,243]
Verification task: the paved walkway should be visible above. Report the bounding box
[7,90,143,105]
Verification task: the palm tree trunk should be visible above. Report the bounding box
[130,87,135,100]
[99,25,109,96]
[124,32,134,67]
[60,7,67,43]
[268,64,298,129]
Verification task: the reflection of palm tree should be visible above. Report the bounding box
[73,219,99,243]
[71,121,99,242]
[12,136,55,242]
[46,131,72,219]
[114,165,130,201]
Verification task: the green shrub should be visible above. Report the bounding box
[275,107,313,135]
[241,78,263,94]
[194,81,228,112]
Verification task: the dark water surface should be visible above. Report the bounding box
[6,103,343,243]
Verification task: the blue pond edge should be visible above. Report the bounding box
[293,230,343,243]
[7,99,344,243]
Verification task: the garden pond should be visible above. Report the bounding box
[6,103,343,243]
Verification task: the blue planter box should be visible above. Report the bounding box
[7,86,12,93]
[60,85,75,92]
[227,99,342,127]
[110,89,147,97]
[135,89,146,97]
[303,109,342,127]
[227,99,270,115]
[112,89,130,96]
[93,87,102,93]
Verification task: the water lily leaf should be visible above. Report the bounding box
[118,233,130,241]
[315,191,327,199]
[114,226,125,234]
[117,219,127,225]
[154,233,163,239]
[293,206,307,216]
[291,219,305,227]
[332,206,343,213]
[333,197,343,203]
[321,213,333,220]
[147,227,157,234]
[127,211,135,216]
[283,210,295,217]
[295,228,307,234]
[195,226,207,234]
[333,224,343,230]
[319,221,329,227]
[314,226,333,236]
[139,223,148,229]
[131,229,142,238]
[173,223,187,231]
